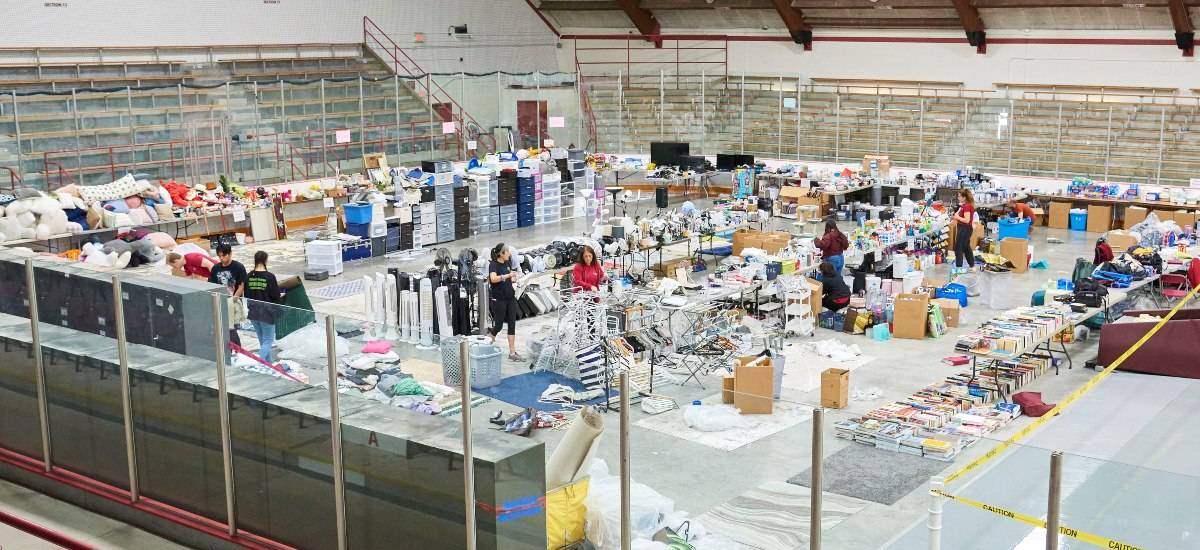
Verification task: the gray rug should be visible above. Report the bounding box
[788,444,951,505]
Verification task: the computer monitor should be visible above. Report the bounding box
[650,142,689,167]
[680,155,707,171]
[716,153,755,171]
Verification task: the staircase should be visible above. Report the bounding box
[362,16,494,155]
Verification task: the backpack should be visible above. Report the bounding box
[1072,258,1095,284]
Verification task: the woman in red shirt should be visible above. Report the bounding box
[167,251,217,280]
[953,189,977,270]
[572,245,606,292]
[813,220,849,279]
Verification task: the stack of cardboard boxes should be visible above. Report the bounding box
[778,186,828,218]
[731,228,791,256]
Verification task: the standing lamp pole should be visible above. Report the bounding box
[1046,451,1063,549]
[460,340,477,550]
[810,407,824,550]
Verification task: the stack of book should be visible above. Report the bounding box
[955,305,1070,357]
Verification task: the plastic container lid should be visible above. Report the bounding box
[692,400,702,406]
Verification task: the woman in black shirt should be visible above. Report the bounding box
[489,243,525,361]
[244,251,283,364]
[819,261,851,312]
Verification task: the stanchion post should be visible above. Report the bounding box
[811,407,824,550]
[928,476,945,550]
[620,371,631,550]
[112,275,139,502]
[1046,451,1063,549]
[326,316,348,550]
[211,293,237,537]
[460,339,477,550]
[25,259,52,472]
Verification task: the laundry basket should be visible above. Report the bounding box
[469,343,503,389]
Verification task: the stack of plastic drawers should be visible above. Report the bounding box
[305,240,344,276]
[453,185,470,240]
[517,167,536,228]
[434,181,455,244]
[498,168,518,231]
[537,170,562,225]
[400,205,416,250]
[469,174,499,235]
[419,190,436,247]
[385,220,401,253]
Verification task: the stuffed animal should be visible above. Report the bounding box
[0,193,83,242]
[81,241,131,269]
[128,237,164,265]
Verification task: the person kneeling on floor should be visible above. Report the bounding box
[819,261,851,312]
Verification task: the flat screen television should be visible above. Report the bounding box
[716,153,755,171]
[650,142,689,167]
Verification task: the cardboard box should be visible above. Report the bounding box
[1031,207,1045,227]
[947,221,984,254]
[892,293,931,340]
[806,277,822,317]
[843,308,870,335]
[1123,206,1148,229]
[922,278,946,298]
[932,298,961,327]
[1048,201,1071,229]
[652,257,691,277]
[722,375,736,404]
[734,356,774,414]
[1106,230,1139,254]
[1087,205,1113,233]
[1173,209,1199,231]
[779,186,828,217]
[732,229,791,256]
[821,368,850,409]
[999,238,1030,273]
[862,155,891,178]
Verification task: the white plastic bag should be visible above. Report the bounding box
[584,460,675,550]
[683,404,756,432]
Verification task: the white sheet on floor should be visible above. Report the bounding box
[635,394,813,452]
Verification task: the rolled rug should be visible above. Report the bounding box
[545,406,604,489]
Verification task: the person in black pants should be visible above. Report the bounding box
[953,188,977,272]
[208,243,247,356]
[819,261,851,312]
[489,243,525,361]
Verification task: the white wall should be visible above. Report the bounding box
[558,29,1199,91]
[3,0,560,73]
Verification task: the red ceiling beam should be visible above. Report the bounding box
[1167,0,1195,56]
[950,0,987,53]
[770,0,813,50]
[614,0,663,47]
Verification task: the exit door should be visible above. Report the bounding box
[516,100,547,149]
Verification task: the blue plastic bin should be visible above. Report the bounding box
[997,217,1032,240]
[1068,209,1087,231]
[345,222,371,239]
[936,283,969,307]
[343,202,373,225]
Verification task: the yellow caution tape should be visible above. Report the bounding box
[943,282,1200,485]
[931,489,1144,550]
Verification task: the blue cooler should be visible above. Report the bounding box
[998,217,1032,240]
[1069,209,1087,231]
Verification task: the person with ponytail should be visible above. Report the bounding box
[953,188,977,271]
[488,243,525,362]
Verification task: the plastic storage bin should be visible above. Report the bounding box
[440,337,503,388]
[997,217,1032,240]
[343,202,372,225]
[1069,209,1087,231]
[345,222,371,239]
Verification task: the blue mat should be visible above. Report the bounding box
[475,370,615,411]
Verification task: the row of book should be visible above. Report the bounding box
[834,355,1049,461]
[953,305,1071,357]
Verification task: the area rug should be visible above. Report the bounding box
[700,480,867,550]
[308,278,366,300]
[474,370,615,412]
[787,444,952,505]
[634,394,813,452]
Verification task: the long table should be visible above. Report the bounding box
[965,290,1128,402]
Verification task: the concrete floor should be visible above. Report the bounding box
[5,201,1195,549]
[287,203,1193,549]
